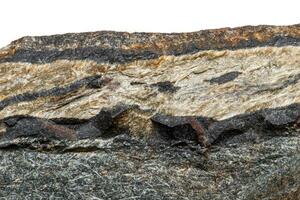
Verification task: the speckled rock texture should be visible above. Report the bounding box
[0,24,300,199]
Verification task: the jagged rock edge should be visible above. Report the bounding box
[1,103,299,152]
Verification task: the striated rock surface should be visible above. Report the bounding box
[0,24,300,199]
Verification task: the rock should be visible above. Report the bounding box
[0,24,299,199]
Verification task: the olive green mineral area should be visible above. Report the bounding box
[0,24,299,199]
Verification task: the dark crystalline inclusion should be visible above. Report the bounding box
[150,81,180,93]
[206,71,242,85]
[1,103,300,151]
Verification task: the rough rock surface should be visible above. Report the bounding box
[0,24,300,199]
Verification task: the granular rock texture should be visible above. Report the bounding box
[0,24,300,199]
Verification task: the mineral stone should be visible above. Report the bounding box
[0,24,299,199]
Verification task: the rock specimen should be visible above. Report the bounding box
[0,24,299,199]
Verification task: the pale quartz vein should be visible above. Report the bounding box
[0,46,300,120]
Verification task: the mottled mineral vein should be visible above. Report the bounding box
[0,24,299,199]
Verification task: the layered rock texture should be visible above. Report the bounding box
[0,24,300,199]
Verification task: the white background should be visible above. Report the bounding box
[0,0,299,47]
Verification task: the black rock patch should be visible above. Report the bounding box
[130,81,145,85]
[206,71,241,85]
[87,76,112,89]
[75,123,103,139]
[150,81,179,93]
[0,47,160,64]
[207,103,300,144]
[91,109,113,131]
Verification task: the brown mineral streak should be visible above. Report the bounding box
[188,117,210,147]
